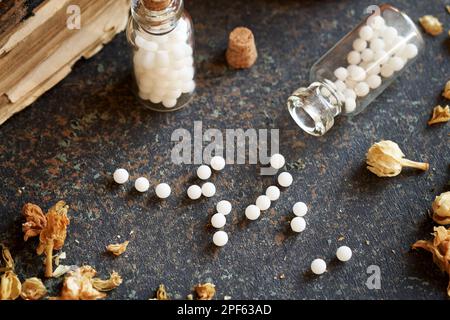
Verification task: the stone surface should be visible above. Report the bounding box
[0,0,449,299]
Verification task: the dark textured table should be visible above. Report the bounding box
[1,0,449,300]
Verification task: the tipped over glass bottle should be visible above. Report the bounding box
[287,4,424,136]
[126,0,195,112]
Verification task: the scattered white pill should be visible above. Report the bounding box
[265,186,280,201]
[380,64,394,78]
[349,65,366,82]
[352,38,367,52]
[202,182,216,197]
[213,230,228,247]
[347,51,361,65]
[256,195,271,211]
[368,15,385,30]
[354,82,370,97]
[388,56,404,72]
[402,43,418,59]
[197,165,212,180]
[311,258,327,275]
[210,156,226,171]
[366,74,382,89]
[245,205,261,220]
[113,168,129,184]
[361,48,374,62]
[336,246,353,262]
[162,98,177,109]
[345,98,357,113]
[293,202,308,217]
[135,177,150,193]
[278,172,293,187]
[359,25,374,41]
[211,213,226,229]
[216,200,232,215]
[187,185,202,200]
[155,183,171,199]
[334,67,348,81]
[290,217,306,233]
[269,154,285,170]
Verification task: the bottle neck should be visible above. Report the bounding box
[131,0,183,34]
[287,80,342,136]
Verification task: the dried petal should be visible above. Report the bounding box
[106,240,129,256]
[0,271,21,300]
[0,244,14,272]
[432,192,450,225]
[428,105,450,125]
[22,203,47,241]
[195,283,216,300]
[20,277,47,300]
[419,15,444,36]
[156,284,168,300]
[58,266,105,300]
[92,271,122,292]
[52,265,77,278]
[443,81,450,100]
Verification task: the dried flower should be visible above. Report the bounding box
[91,271,123,292]
[447,5,450,14]
[57,266,106,300]
[36,201,70,277]
[413,226,450,296]
[52,264,77,278]
[443,81,450,100]
[419,15,444,36]
[366,140,429,177]
[428,105,450,125]
[106,240,129,256]
[20,277,47,300]
[186,294,193,300]
[195,283,216,300]
[432,192,450,225]
[0,245,21,300]
[22,203,47,241]
[155,284,169,300]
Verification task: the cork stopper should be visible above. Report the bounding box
[142,0,171,11]
[226,27,258,69]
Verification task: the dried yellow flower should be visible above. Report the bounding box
[413,226,450,296]
[432,192,450,225]
[366,140,429,177]
[195,283,216,300]
[428,105,450,125]
[20,277,47,300]
[91,271,122,292]
[57,266,106,300]
[447,5,450,14]
[36,201,70,277]
[443,81,450,100]
[0,245,21,300]
[22,203,47,241]
[419,15,444,36]
[106,240,129,256]
[156,284,169,300]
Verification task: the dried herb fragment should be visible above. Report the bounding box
[155,284,169,300]
[56,266,106,300]
[428,105,450,125]
[20,277,47,300]
[432,192,450,225]
[419,15,444,36]
[106,240,129,256]
[366,140,429,177]
[443,81,450,100]
[413,226,450,296]
[0,245,21,300]
[91,271,122,292]
[194,283,216,300]
[22,203,47,241]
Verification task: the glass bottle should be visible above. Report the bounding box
[287,4,424,136]
[126,0,195,112]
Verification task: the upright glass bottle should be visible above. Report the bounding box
[127,0,195,112]
[287,4,424,136]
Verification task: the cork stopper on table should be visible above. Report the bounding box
[142,0,171,11]
[226,27,258,69]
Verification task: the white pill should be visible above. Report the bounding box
[320,87,331,97]
[179,66,195,81]
[135,177,150,192]
[354,82,370,97]
[113,168,129,184]
[202,182,216,197]
[373,50,389,64]
[155,50,170,67]
[388,56,404,72]
[149,94,163,104]
[183,44,193,56]
[182,80,196,93]
[165,89,182,100]
[168,80,183,90]
[162,98,177,109]
[402,43,418,59]
[138,90,151,100]
[135,35,158,51]
[347,51,361,65]
[187,185,202,200]
[182,56,194,67]
[345,98,357,113]
[270,154,285,170]
[149,34,168,44]
[293,202,308,216]
[366,74,382,89]
[369,38,384,52]
[211,213,226,229]
[155,183,171,198]
[170,31,188,43]
[343,88,356,100]
[290,217,306,233]
[349,66,366,82]
[175,19,188,33]
[165,70,179,81]
[256,195,271,211]
[336,246,353,262]
[345,78,357,89]
[361,48,374,62]
[365,62,381,76]
[216,200,232,215]
[210,156,226,171]
[213,230,228,247]
[333,80,346,93]
[368,15,385,30]
[134,51,155,69]
[311,258,327,275]
[278,172,293,187]
[197,165,212,180]
[359,25,374,41]
[245,205,261,220]
[382,26,398,42]
[154,67,169,77]
[173,59,186,69]
[352,38,367,52]
[265,186,280,201]
[380,64,394,78]
[334,67,348,81]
